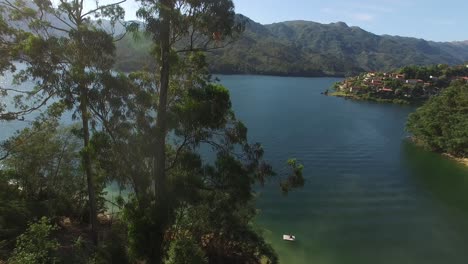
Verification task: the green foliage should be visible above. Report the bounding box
[8,217,59,264]
[165,237,207,264]
[122,195,171,262]
[407,84,468,157]
[1,1,308,263]
[174,84,232,130]
[114,16,468,75]
[1,115,88,218]
[399,64,468,80]
[108,2,292,261]
[0,171,30,258]
[88,223,129,264]
[114,32,155,72]
[334,64,468,104]
[280,159,305,194]
[0,110,92,259]
[0,2,27,74]
[112,50,289,262]
[384,78,404,89]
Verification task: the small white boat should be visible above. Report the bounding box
[283,234,295,241]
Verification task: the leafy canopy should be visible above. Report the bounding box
[407,82,468,157]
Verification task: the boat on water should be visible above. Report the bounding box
[283,234,295,241]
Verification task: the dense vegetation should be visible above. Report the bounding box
[406,83,468,158]
[115,16,468,76]
[0,0,303,263]
[333,64,468,104]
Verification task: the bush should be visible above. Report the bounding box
[165,237,207,264]
[407,84,468,157]
[8,217,59,264]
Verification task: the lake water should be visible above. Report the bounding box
[2,74,468,263]
[218,75,468,264]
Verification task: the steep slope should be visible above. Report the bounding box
[115,15,468,76]
[432,41,468,61]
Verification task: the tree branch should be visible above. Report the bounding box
[47,23,71,34]
[0,92,55,120]
[175,39,237,53]
[165,135,189,171]
[113,31,127,42]
[81,0,127,18]
[0,149,10,161]
[0,87,33,94]
[59,0,79,25]
[55,10,77,28]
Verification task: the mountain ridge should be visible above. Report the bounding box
[247,16,467,43]
[5,1,467,77]
[113,15,468,76]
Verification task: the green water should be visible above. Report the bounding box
[2,72,468,263]
[218,75,468,264]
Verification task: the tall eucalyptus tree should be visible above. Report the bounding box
[135,0,244,215]
[0,0,127,244]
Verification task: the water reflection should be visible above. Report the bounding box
[402,141,468,215]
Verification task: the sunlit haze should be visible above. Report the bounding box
[78,0,468,42]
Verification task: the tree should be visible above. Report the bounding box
[1,1,304,262]
[0,107,95,261]
[91,54,274,262]
[407,83,468,157]
[0,0,127,244]
[0,1,32,120]
[1,106,88,218]
[7,217,59,264]
[165,237,207,264]
[108,1,247,261]
[0,171,30,259]
[134,0,244,200]
[83,2,304,262]
[87,49,303,262]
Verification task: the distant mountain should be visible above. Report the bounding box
[6,2,468,77]
[116,15,468,76]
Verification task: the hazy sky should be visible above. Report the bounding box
[83,0,467,42]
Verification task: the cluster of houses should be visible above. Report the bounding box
[337,70,468,98]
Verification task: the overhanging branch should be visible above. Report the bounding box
[81,0,127,18]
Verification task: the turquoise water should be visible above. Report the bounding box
[2,73,468,263]
[218,75,468,264]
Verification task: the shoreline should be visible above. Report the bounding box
[211,72,346,78]
[443,153,468,167]
[332,90,466,167]
[330,91,412,105]
[408,137,468,168]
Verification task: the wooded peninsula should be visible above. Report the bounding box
[332,64,468,104]
[331,64,468,163]
[0,0,467,263]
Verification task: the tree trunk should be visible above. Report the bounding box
[80,84,98,245]
[153,0,173,200]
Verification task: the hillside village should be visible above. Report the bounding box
[333,64,468,103]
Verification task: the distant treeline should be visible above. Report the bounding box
[407,83,468,158]
[115,16,468,76]
[333,64,468,104]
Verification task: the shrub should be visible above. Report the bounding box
[8,217,59,264]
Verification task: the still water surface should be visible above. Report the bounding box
[2,73,468,263]
[218,75,468,264]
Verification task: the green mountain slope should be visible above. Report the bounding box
[115,15,468,76]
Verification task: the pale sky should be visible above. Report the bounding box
[81,0,468,42]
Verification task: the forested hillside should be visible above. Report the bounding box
[115,15,468,76]
[407,83,468,158]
